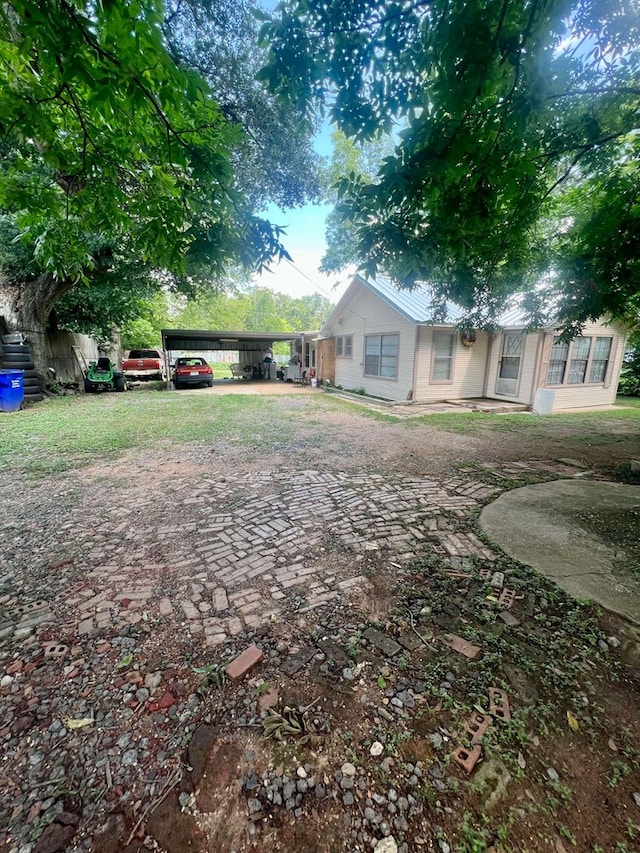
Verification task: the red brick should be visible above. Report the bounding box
[452,743,482,774]
[147,691,176,712]
[465,712,491,744]
[444,635,482,660]
[489,686,511,721]
[498,588,516,609]
[6,660,23,675]
[225,645,264,681]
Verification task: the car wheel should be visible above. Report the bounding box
[207,380,213,387]
[173,381,181,389]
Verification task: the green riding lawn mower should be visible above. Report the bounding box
[84,357,129,393]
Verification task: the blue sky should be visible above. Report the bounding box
[252,121,350,304]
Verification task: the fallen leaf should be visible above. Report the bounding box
[64,717,94,729]
[517,751,526,769]
[115,654,133,669]
[608,737,618,752]
[567,711,579,731]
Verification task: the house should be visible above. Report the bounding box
[317,273,627,413]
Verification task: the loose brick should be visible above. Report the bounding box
[489,687,511,721]
[77,618,94,636]
[362,627,402,657]
[498,588,517,609]
[452,744,482,774]
[159,598,173,617]
[498,610,520,627]
[225,645,264,681]
[444,635,482,660]
[465,712,491,744]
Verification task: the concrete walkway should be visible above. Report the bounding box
[480,479,640,624]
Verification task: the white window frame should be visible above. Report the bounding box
[364,333,399,380]
[335,335,353,358]
[546,335,614,387]
[430,330,456,384]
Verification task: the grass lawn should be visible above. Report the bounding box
[1,388,639,478]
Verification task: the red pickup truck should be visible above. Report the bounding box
[121,349,166,381]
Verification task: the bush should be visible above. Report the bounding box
[618,334,640,397]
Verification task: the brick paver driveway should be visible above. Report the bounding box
[0,457,583,650]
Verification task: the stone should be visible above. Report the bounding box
[498,611,520,627]
[370,742,384,757]
[122,749,138,766]
[341,762,356,777]
[226,645,264,681]
[362,627,402,657]
[297,766,307,779]
[472,757,512,811]
[546,767,559,783]
[374,838,398,853]
[279,646,315,676]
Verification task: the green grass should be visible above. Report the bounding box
[3,387,639,478]
[0,389,305,476]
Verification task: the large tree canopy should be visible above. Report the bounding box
[0,0,322,371]
[0,0,288,281]
[259,0,640,327]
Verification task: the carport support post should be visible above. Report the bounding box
[162,332,171,389]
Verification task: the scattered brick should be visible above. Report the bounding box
[499,610,520,627]
[444,635,482,660]
[489,687,512,721]
[43,643,68,660]
[499,588,517,609]
[48,558,73,570]
[452,744,483,774]
[465,712,491,744]
[490,571,505,590]
[226,645,264,681]
[77,618,93,636]
[279,646,315,676]
[362,627,402,657]
[6,660,23,675]
[147,691,176,712]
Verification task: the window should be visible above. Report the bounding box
[546,335,613,385]
[590,337,612,382]
[432,332,455,382]
[364,334,399,378]
[567,336,591,384]
[335,335,353,358]
[547,337,569,384]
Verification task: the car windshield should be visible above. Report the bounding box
[177,358,206,366]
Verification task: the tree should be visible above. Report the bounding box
[0,0,297,371]
[259,0,640,328]
[319,129,395,273]
[163,0,321,211]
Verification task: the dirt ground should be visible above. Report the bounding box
[1,394,640,853]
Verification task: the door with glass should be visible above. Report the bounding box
[496,333,524,396]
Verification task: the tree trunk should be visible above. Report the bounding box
[0,273,74,377]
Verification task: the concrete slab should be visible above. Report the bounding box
[480,480,640,624]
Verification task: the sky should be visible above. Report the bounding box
[250,122,352,306]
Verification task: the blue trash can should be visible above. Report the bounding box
[0,369,24,412]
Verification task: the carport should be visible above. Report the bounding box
[160,328,307,386]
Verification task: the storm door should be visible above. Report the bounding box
[496,333,524,396]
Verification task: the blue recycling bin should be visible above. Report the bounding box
[0,369,24,412]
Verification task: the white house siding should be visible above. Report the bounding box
[541,321,627,412]
[414,327,488,401]
[327,283,417,402]
[486,330,541,405]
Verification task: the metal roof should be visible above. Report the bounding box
[340,274,538,328]
[161,329,302,352]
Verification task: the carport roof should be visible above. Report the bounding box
[161,329,302,352]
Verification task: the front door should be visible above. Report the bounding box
[496,332,524,396]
